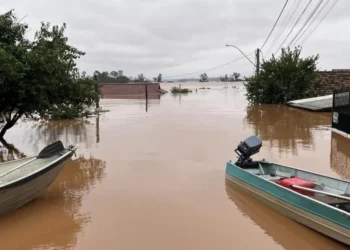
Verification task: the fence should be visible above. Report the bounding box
[332,90,350,134]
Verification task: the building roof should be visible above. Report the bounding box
[287,95,333,112]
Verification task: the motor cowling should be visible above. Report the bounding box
[235,136,262,166]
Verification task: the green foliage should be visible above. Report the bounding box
[232,72,241,81]
[245,47,319,104]
[157,73,162,83]
[220,72,242,82]
[0,10,99,138]
[134,73,145,82]
[199,73,209,82]
[46,74,99,119]
[170,87,192,93]
[94,70,129,83]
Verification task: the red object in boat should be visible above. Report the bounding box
[276,177,316,196]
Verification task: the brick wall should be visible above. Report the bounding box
[314,70,350,95]
[100,83,161,98]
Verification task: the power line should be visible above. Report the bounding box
[264,0,302,56]
[287,0,325,48]
[260,0,289,50]
[163,52,255,79]
[299,0,339,46]
[292,0,332,47]
[274,0,313,54]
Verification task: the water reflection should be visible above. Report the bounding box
[0,154,106,250]
[330,132,350,180]
[25,118,100,151]
[225,180,347,250]
[0,138,26,162]
[244,105,331,154]
[101,93,161,100]
[96,114,100,143]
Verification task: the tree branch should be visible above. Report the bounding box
[0,138,27,159]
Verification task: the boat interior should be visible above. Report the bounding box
[241,161,350,214]
[0,141,73,187]
[0,141,74,186]
[233,135,350,214]
[0,153,64,186]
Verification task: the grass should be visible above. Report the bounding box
[170,87,192,93]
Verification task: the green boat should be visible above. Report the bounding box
[225,136,350,246]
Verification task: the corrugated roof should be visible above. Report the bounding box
[287,95,333,111]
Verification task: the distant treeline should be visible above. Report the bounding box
[94,70,243,84]
[94,70,130,83]
[198,72,242,82]
[94,71,162,83]
[219,72,242,82]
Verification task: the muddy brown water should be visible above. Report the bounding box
[0,82,349,250]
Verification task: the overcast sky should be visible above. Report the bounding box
[1,0,348,79]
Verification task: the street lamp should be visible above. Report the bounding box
[225,44,256,67]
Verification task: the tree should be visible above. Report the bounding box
[157,73,162,83]
[245,46,319,104]
[110,71,118,78]
[115,75,129,83]
[48,74,99,119]
[100,71,109,82]
[0,10,98,139]
[136,73,145,82]
[94,70,129,83]
[199,73,209,82]
[232,72,241,81]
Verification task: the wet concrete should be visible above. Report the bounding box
[0,82,348,250]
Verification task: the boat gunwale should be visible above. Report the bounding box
[0,145,78,189]
[225,174,350,245]
[258,159,350,185]
[226,160,350,219]
[0,156,34,166]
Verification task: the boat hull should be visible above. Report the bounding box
[0,153,73,216]
[226,163,350,246]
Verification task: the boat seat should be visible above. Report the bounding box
[276,169,293,178]
[260,175,281,181]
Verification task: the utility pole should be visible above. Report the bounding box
[256,48,260,77]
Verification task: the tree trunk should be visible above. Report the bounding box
[0,122,12,139]
[0,112,22,139]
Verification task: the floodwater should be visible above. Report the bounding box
[0,82,349,250]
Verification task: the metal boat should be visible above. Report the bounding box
[0,141,78,216]
[226,136,350,245]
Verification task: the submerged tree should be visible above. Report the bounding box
[245,46,319,104]
[0,10,99,139]
[135,73,145,82]
[157,73,162,83]
[199,73,209,82]
[232,72,241,81]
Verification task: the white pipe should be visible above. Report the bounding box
[258,163,265,175]
[292,185,350,202]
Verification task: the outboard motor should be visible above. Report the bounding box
[235,136,262,167]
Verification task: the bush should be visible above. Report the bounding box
[245,46,319,104]
[171,87,192,93]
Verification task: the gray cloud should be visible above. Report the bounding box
[1,0,349,79]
